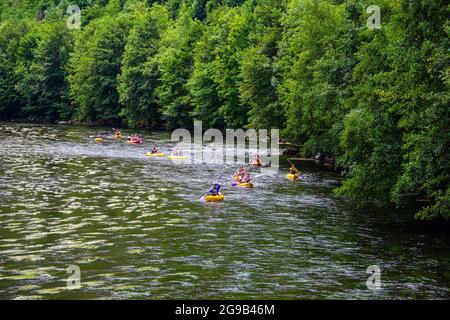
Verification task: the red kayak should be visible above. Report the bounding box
[127,137,143,145]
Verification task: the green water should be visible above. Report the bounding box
[0,122,449,299]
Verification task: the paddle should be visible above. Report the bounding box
[252,173,265,180]
[261,160,272,168]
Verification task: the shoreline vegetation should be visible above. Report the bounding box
[0,0,448,221]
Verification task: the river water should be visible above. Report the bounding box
[0,122,449,299]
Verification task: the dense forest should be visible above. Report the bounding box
[0,0,448,220]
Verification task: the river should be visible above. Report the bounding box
[0,122,449,299]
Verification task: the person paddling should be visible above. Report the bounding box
[234,165,245,177]
[150,145,159,154]
[252,153,262,166]
[290,163,299,175]
[208,181,221,196]
[113,128,122,137]
[240,172,252,184]
[128,134,142,144]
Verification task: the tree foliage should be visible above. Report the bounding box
[68,8,131,123]
[118,3,169,128]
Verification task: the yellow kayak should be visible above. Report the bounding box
[95,138,104,142]
[251,162,263,167]
[236,182,253,188]
[204,194,225,202]
[114,135,122,140]
[167,155,188,160]
[146,153,165,157]
[287,173,300,180]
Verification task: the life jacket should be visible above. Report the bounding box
[209,184,221,194]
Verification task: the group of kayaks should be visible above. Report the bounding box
[95,129,132,143]
[201,158,302,203]
[96,129,153,145]
[94,129,302,203]
[96,135,123,142]
[95,129,190,161]
[146,144,187,160]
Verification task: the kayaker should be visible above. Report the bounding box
[234,165,245,177]
[208,182,221,196]
[290,164,299,175]
[252,153,262,166]
[150,145,159,154]
[114,129,122,136]
[127,135,142,144]
[240,172,252,184]
[234,166,247,181]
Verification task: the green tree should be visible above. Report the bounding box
[278,0,346,151]
[189,4,252,128]
[15,20,74,121]
[0,20,29,119]
[336,1,403,206]
[118,3,169,128]
[156,3,202,129]
[389,0,450,219]
[187,19,223,128]
[68,13,131,124]
[239,0,285,130]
